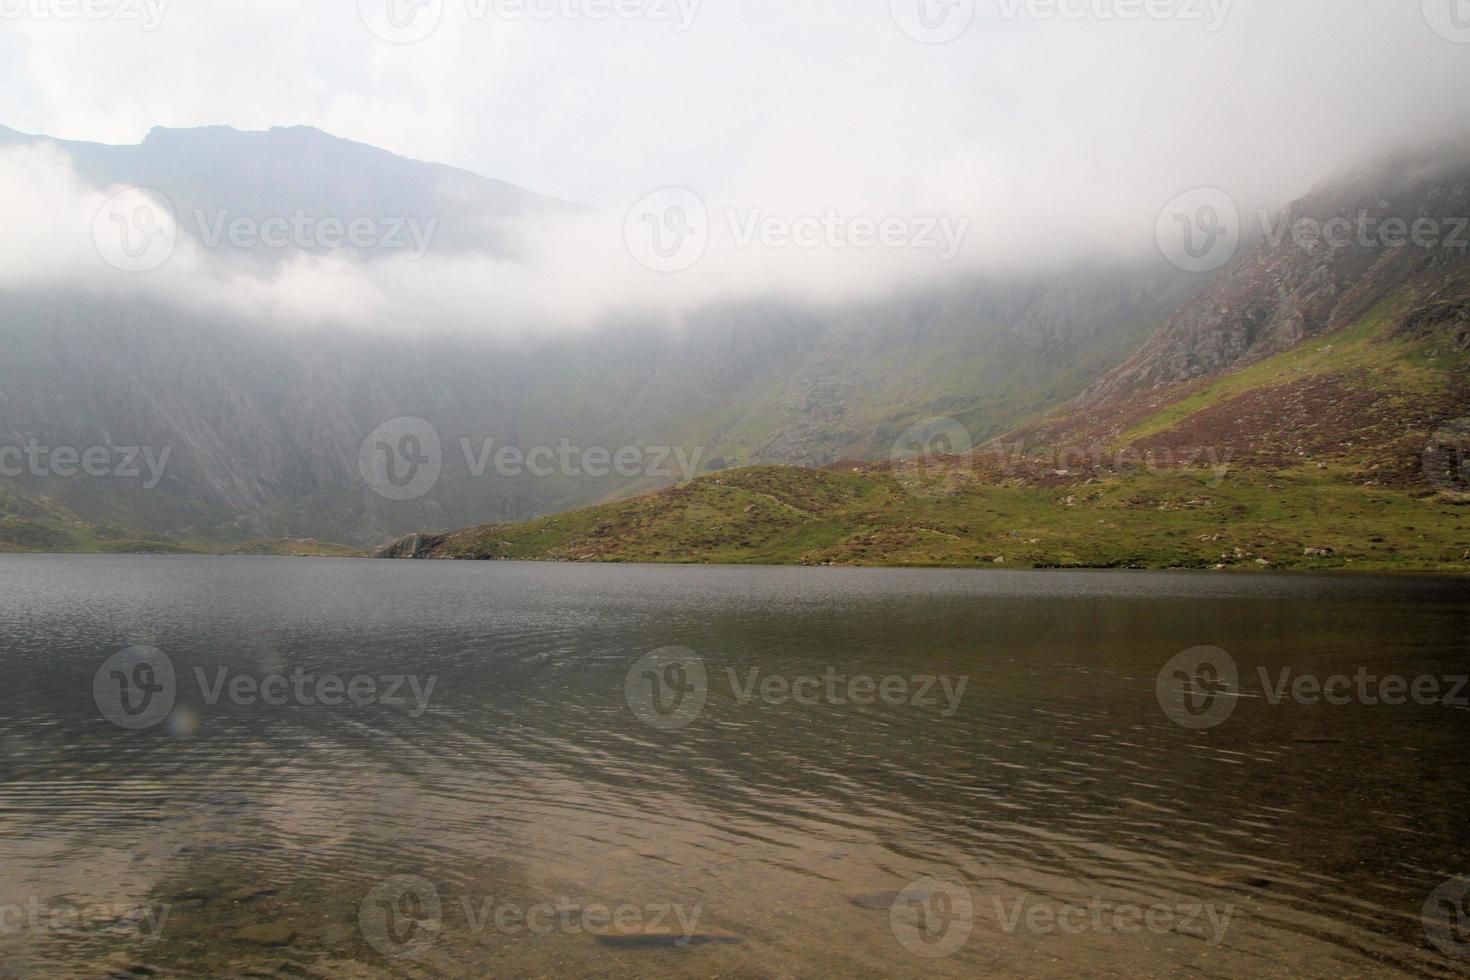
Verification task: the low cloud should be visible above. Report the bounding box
[3,0,1470,335]
[0,142,1007,334]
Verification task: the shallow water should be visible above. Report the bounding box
[1,556,1468,978]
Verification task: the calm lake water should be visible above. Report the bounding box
[1,556,1468,978]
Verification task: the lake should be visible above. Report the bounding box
[1,556,1468,978]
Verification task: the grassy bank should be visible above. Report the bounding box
[399,463,1467,573]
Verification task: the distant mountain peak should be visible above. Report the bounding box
[142,123,344,147]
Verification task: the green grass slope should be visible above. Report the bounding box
[390,463,1466,573]
[0,482,359,556]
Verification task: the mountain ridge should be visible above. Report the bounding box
[0,124,1207,550]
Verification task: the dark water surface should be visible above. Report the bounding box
[1,556,1468,978]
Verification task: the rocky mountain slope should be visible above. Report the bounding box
[1014,146,1470,476]
[1092,150,1470,396]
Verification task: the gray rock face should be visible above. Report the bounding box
[1083,147,1470,406]
[371,533,446,559]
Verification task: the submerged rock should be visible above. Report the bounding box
[848,891,903,910]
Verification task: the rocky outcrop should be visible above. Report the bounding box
[1082,148,1470,407]
[372,533,446,559]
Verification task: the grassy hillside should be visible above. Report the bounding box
[381,287,1470,574]
[0,482,357,556]
[384,464,1465,573]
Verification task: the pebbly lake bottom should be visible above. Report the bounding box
[0,555,1467,978]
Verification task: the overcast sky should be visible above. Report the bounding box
[3,0,1466,207]
[1,0,1468,330]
